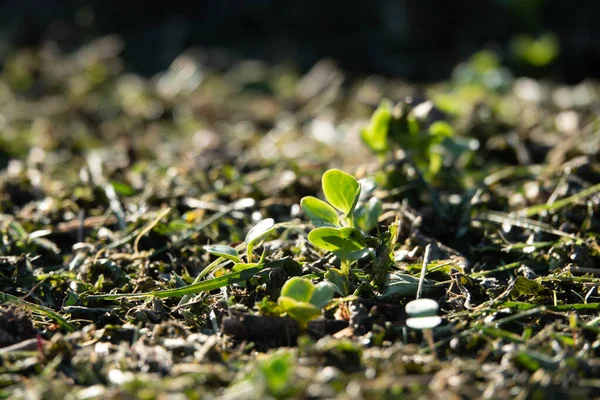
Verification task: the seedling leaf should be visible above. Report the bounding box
[301,196,340,228]
[277,297,321,327]
[246,218,276,245]
[307,227,366,258]
[232,262,261,271]
[360,100,392,154]
[280,277,315,303]
[353,197,383,233]
[428,121,455,139]
[322,169,361,217]
[324,268,350,296]
[204,244,240,263]
[310,281,335,308]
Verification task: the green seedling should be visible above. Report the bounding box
[245,218,276,263]
[201,218,275,276]
[277,277,335,330]
[302,169,378,294]
[301,169,361,227]
[360,99,476,183]
[259,352,295,398]
[405,298,441,356]
[360,100,393,156]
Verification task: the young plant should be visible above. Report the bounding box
[301,169,380,294]
[361,99,477,183]
[202,218,276,274]
[277,277,335,330]
[202,218,276,283]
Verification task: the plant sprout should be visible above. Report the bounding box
[245,218,276,263]
[204,218,275,263]
[277,277,335,330]
[301,169,380,294]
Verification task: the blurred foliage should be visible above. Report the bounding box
[0,0,598,82]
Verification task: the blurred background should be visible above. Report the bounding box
[1,0,599,82]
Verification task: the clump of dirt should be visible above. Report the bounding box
[0,305,37,347]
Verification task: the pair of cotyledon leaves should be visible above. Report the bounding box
[277,276,335,328]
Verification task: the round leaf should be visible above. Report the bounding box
[353,197,383,233]
[405,298,439,318]
[301,196,340,228]
[322,169,361,217]
[310,281,335,308]
[360,100,392,154]
[307,227,366,257]
[406,316,442,330]
[203,245,240,263]
[245,218,275,245]
[280,277,315,303]
[277,296,321,326]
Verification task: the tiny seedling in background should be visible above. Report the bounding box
[360,99,393,156]
[277,277,335,330]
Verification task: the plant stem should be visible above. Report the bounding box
[247,243,254,264]
[340,259,350,278]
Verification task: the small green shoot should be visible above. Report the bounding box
[360,99,393,155]
[277,277,335,330]
[259,352,294,398]
[245,218,276,263]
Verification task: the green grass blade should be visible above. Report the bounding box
[86,266,264,300]
[516,182,600,217]
[0,291,76,332]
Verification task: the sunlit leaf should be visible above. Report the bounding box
[322,169,361,217]
[307,227,366,261]
[360,100,392,154]
[310,281,335,308]
[232,262,261,271]
[301,196,340,228]
[204,244,240,263]
[277,296,321,327]
[280,277,315,303]
[245,218,275,245]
